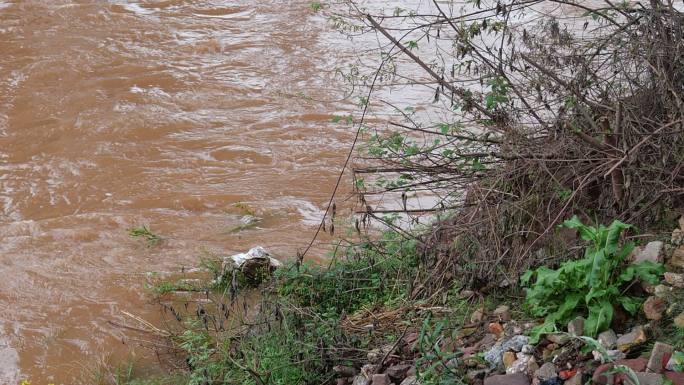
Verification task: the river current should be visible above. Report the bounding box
[0,1,354,381]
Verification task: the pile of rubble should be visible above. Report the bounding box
[336,218,684,385]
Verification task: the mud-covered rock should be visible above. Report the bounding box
[567,317,584,336]
[616,326,647,352]
[647,342,673,372]
[631,241,665,264]
[598,329,618,350]
[644,296,667,320]
[493,305,511,321]
[484,373,530,385]
[534,362,557,381]
[665,272,684,288]
[371,374,390,385]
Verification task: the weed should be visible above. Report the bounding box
[415,316,466,385]
[128,225,163,247]
[522,216,664,341]
[278,231,418,316]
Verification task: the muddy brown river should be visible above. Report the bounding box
[0,0,606,382]
[0,1,357,382]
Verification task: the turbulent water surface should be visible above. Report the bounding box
[0,1,356,381]
[0,0,609,381]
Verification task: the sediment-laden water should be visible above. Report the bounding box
[0,1,355,381]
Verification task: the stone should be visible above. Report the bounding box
[534,362,557,380]
[547,334,570,345]
[503,335,531,352]
[399,376,420,385]
[521,344,535,355]
[672,245,684,268]
[550,345,579,365]
[371,374,391,385]
[593,359,647,385]
[523,322,539,332]
[367,349,384,364]
[506,354,537,375]
[337,379,349,385]
[361,364,379,378]
[618,358,649,372]
[666,352,684,371]
[334,366,359,377]
[631,241,665,264]
[484,344,505,368]
[368,345,394,364]
[607,350,627,361]
[665,272,684,288]
[484,373,530,385]
[647,342,673,372]
[564,372,582,385]
[633,372,664,385]
[617,326,647,352]
[559,369,577,380]
[598,329,618,349]
[489,322,505,337]
[567,317,585,336]
[539,378,563,385]
[351,375,368,385]
[471,308,486,323]
[674,312,684,328]
[386,364,412,380]
[672,228,684,246]
[593,363,613,385]
[665,372,684,385]
[655,284,674,298]
[642,281,657,294]
[593,349,626,362]
[403,332,419,351]
[477,334,497,350]
[644,296,667,320]
[486,336,530,369]
[503,351,518,369]
[542,344,558,361]
[493,305,511,321]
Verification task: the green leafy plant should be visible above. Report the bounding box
[521,216,664,342]
[484,77,509,110]
[128,225,163,247]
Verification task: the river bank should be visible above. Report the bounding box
[114,215,684,385]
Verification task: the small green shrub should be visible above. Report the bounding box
[415,316,466,385]
[278,230,418,317]
[522,216,664,341]
[169,303,344,385]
